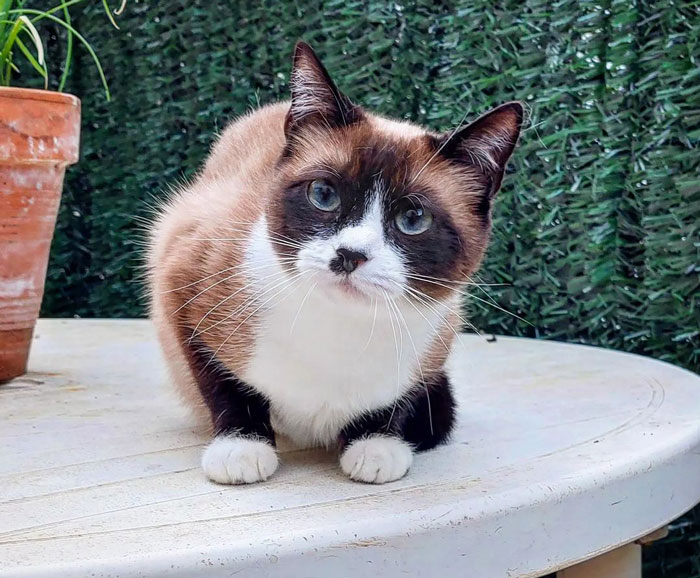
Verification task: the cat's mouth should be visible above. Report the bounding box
[334,276,370,299]
[318,270,401,302]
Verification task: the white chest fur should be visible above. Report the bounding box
[239,219,444,448]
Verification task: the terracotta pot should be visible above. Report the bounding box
[0,87,81,382]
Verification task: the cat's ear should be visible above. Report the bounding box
[438,102,524,196]
[285,42,362,137]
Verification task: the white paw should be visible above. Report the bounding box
[202,436,279,484]
[340,436,413,484]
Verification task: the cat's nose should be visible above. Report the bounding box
[334,247,368,274]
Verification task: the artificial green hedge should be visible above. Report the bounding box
[32,1,699,576]
[41,0,698,375]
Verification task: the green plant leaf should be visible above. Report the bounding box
[58,2,73,93]
[30,0,87,21]
[0,19,20,83]
[0,0,16,54]
[18,15,43,65]
[0,14,24,85]
[2,0,123,96]
[101,0,120,30]
[14,35,47,88]
[9,7,111,100]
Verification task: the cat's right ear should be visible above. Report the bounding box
[285,42,362,138]
[436,102,524,197]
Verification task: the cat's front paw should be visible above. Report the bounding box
[202,435,279,484]
[340,435,413,484]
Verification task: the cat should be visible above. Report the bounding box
[148,42,523,485]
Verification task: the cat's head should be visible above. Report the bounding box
[266,42,523,303]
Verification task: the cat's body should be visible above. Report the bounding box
[149,43,522,484]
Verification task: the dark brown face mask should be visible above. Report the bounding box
[267,42,523,300]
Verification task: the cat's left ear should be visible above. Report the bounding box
[438,102,524,196]
[285,42,362,137]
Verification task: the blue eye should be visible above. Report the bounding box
[395,205,433,235]
[307,180,340,212]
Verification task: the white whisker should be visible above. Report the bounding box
[360,297,379,353]
[207,270,310,368]
[382,290,403,433]
[389,293,433,436]
[170,268,248,317]
[466,290,533,326]
[404,278,486,336]
[406,272,507,288]
[192,236,303,251]
[195,269,306,339]
[189,267,293,341]
[162,265,239,294]
[397,288,451,353]
[469,272,532,326]
[408,107,472,186]
[402,283,471,344]
[164,257,298,295]
[226,220,307,248]
[290,275,319,335]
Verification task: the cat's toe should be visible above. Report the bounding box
[202,436,279,484]
[340,435,413,484]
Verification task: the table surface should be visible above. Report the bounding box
[1,319,699,578]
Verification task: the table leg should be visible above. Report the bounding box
[556,543,641,578]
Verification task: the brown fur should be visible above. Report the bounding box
[148,49,521,428]
[149,103,287,418]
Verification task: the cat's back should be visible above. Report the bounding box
[201,101,289,183]
[148,101,289,298]
[148,102,291,414]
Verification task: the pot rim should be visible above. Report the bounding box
[0,86,80,107]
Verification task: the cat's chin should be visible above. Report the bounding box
[317,274,394,304]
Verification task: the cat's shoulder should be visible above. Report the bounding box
[221,101,290,139]
[202,101,290,181]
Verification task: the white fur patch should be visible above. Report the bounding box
[461,130,512,171]
[241,212,447,449]
[296,192,407,299]
[340,435,414,483]
[202,436,279,484]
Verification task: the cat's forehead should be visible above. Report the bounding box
[283,118,447,195]
[368,115,427,140]
[281,116,483,216]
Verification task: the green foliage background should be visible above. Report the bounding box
[32,1,698,575]
[41,0,699,373]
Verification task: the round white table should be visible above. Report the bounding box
[1,319,699,578]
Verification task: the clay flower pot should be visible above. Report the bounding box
[0,87,81,382]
